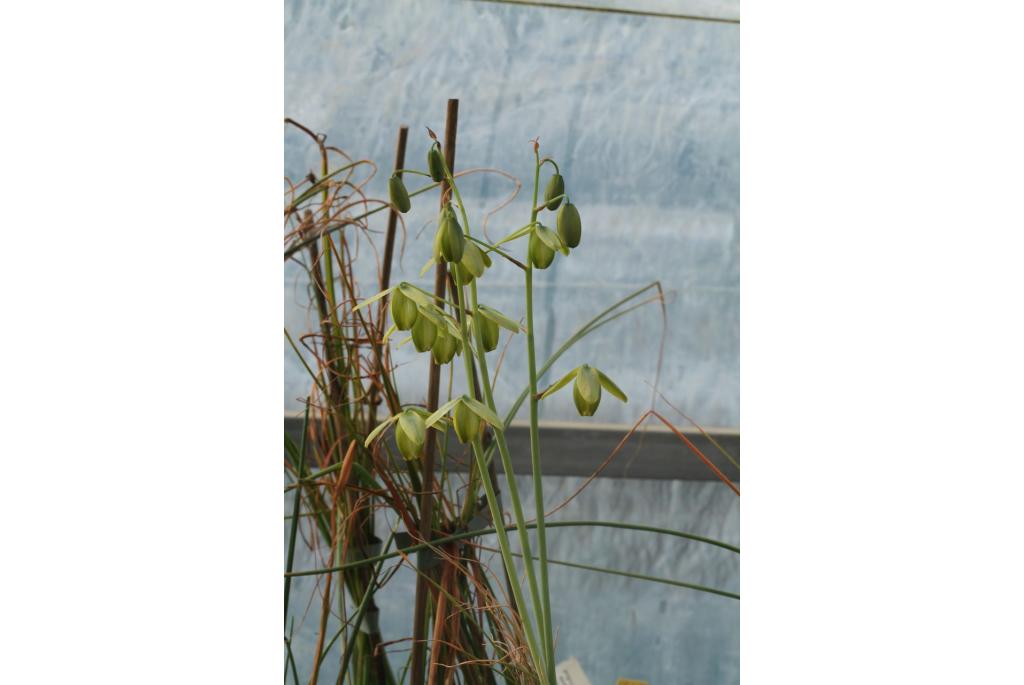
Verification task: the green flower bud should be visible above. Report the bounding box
[437,208,465,263]
[556,201,581,249]
[427,143,445,182]
[395,409,426,461]
[431,329,459,365]
[411,313,437,352]
[538,363,627,417]
[544,173,565,210]
[572,364,602,417]
[479,315,499,352]
[452,400,481,444]
[528,230,555,269]
[390,286,418,331]
[388,173,411,213]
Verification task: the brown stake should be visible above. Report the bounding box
[371,125,409,421]
[381,127,408,299]
[410,98,459,685]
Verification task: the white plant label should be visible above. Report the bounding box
[555,657,593,685]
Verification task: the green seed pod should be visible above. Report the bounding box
[544,173,565,210]
[528,230,555,269]
[431,329,459,365]
[556,201,581,248]
[479,315,499,352]
[395,409,426,461]
[427,143,445,182]
[439,210,465,263]
[572,364,602,417]
[388,174,411,213]
[390,287,419,331]
[411,314,437,352]
[452,400,481,444]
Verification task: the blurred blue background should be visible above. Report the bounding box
[285,1,739,682]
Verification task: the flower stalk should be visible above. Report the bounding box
[526,146,557,685]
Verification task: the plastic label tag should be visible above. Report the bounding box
[555,657,592,685]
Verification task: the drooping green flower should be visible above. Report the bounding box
[556,201,581,248]
[474,305,520,353]
[479,315,499,352]
[528,230,555,269]
[436,206,465,263]
[395,409,426,461]
[431,328,459,365]
[538,364,628,417]
[424,395,503,445]
[454,240,490,284]
[390,286,418,331]
[411,310,437,352]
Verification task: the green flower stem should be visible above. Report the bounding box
[392,168,433,177]
[466,280,549,673]
[449,265,546,680]
[526,147,556,685]
[445,167,550,683]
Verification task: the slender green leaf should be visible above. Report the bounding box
[500,282,662,429]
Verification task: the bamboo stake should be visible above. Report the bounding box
[411,98,459,685]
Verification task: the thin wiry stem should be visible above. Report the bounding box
[524,145,555,684]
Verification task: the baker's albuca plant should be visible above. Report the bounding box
[356,134,626,684]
